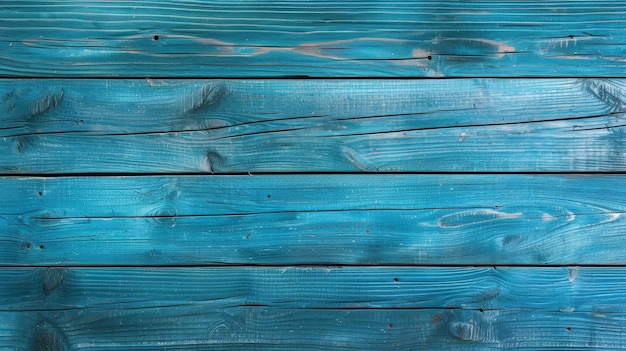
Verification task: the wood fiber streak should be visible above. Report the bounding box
[1,1,626,77]
[1,175,625,265]
[1,79,626,173]
[1,307,625,350]
[0,267,624,313]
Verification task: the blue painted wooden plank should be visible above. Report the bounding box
[2,306,625,350]
[0,267,624,313]
[2,175,625,265]
[1,78,625,173]
[1,1,626,77]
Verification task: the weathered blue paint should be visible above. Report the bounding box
[1,175,624,266]
[1,1,626,77]
[1,79,625,173]
[2,1,626,350]
[0,267,622,312]
[2,307,625,350]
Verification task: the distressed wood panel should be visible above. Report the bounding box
[3,175,625,265]
[0,266,622,313]
[2,306,625,350]
[2,78,626,173]
[1,1,626,77]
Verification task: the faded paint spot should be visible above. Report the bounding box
[145,78,167,87]
[433,38,515,58]
[458,132,466,142]
[605,212,622,223]
[438,210,522,228]
[501,234,525,248]
[432,313,442,324]
[568,267,578,282]
[471,284,501,303]
[449,322,478,341]
[293,37,406,60]
[542,213,557,221]
[412,49,432,59]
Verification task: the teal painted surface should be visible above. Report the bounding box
[0,267,623,312]
[2,308,626,350]
[1,1,626,77]
[2,1,626,350]
[1,78,625,173]
[1,175,625,265]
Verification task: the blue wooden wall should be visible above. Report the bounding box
[1,1,626,349]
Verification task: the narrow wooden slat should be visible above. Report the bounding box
[2,174,625,265]
[2,306,625,350]
[1,1,626,77]
[1,78,626,173]
[0,266,624,313]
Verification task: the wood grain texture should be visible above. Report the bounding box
[2,307,625,350]
[2,78,626,173]
[0,266,623,313]
[1,1,626,77]
[2,174,625,265]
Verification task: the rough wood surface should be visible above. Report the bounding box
[2,175,625,266]
[1,1,626,77]
[2,307,624,350]
[0,266,621,312]
[3,1,626,349]
[1,78,626,173]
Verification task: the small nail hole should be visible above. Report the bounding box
[388,324,393,329]
[566,327,572,332]
[393,277,399,282]
[38,191,43,196]
[153,35,159,41]
[39,245,45,250]
[427,55,432,60]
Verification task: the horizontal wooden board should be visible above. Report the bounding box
[2,1,626,77]
[1,266,624,313]
[2,306,625,350]
[3,174,626,265]
[1,78,626,173]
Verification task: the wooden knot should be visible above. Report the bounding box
[32,321,68,351]
[43,268,65,294]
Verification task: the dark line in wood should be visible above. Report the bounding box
[28,209,625,221]
[567,123,626,132]
[4,171,626,177]
[4,76,626,80]
[1,264,624,269]
[5,306,617,314]
[323,111,626,138]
